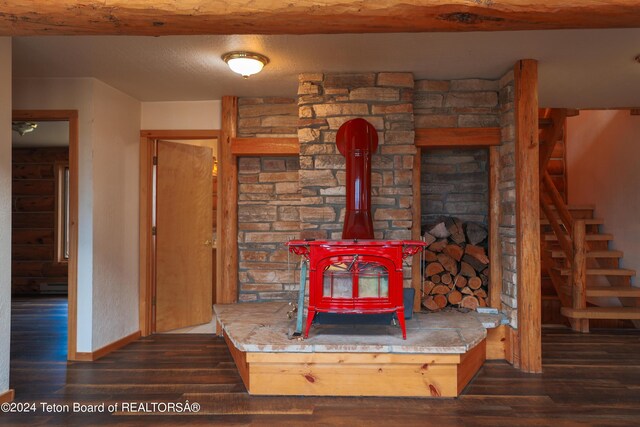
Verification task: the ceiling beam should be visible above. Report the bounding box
[1,1,640,36]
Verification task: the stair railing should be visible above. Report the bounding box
[539,109,589,331]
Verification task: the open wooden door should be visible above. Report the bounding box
[155,140,213,332]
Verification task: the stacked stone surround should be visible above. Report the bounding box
[297,72,416,242]
[420,148,489,226]
[237,97,300,302]
[497,70,518,327]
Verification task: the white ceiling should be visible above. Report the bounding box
[12,28,640,108]
[12,121,69,148]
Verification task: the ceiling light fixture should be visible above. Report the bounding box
[222,51,269,78]
[12,121,38,136]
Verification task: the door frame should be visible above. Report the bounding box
[12,109,79,360]
[139,129,220,336]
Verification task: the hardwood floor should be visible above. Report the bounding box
[5,297,640,425]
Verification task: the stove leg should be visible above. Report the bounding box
[396,309,407,339]
[304,308,316,338]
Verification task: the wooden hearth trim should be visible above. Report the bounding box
[415,127,501,147]
[3,1,640,35]
[231,137,299,156]
[488,146,503,309]
[514,59,542,374]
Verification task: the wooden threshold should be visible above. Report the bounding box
[415,127,501,147]
[0,389,14,403]
[223,334,486,398]
[75,331,141,362]
[231,137,299,156]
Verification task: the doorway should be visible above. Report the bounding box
[139,130,220,335]
[11,110,79,360]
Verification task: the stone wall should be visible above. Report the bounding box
[237,97,300,302]
[416,79,496,228]
[414,79,499,129]
[297,72,416,242]
[420,148,489,226]
[497,70,518,326]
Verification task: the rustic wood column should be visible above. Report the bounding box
[514,59,542,373]
[219,96,239,303]
[412,147,422,312]
[488,146,503,309]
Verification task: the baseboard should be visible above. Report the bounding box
[0,389,15,403]
[74,330,141,361]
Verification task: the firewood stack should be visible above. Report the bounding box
[421,217,490,311]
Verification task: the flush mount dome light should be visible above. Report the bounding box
[222,51,269,78]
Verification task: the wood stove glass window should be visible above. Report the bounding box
[323,259,389,299]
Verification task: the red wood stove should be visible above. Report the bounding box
[287,240,424,339]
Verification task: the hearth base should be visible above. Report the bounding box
[215,302,502,398]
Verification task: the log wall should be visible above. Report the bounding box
[12,147,69,295]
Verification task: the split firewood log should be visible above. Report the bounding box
[423,280,436,296]
[464,244,490,265]
[468,277,482,290]
[437,253,458,275]
[430,274,441,284]
[431,285,450,295]
[433,294,448,309]
[423,232,437,246]
[465,222,488,245]
[473,288,488,298]
[461,286,474,295]
[428,239,447,253]
[443,244,464,262]
[422,296,439,311]
[478,298,487,307]
[462,254,488,273]
[424,250,438,262]
[429,222,450,239]
[461,295,480,310]
[425,262,445,277]
[446,217,466,244]
[460,261,477,278]
[447,290,462,305]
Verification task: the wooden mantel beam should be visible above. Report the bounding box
[2,1,640,36]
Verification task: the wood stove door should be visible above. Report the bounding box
[318,255,397,311]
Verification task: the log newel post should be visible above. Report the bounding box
[571,219,589,332]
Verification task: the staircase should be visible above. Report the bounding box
[539,109,640,332]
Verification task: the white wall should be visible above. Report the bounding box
[91,80,140,349]
[13,77,141,352]
[0,37,12,395]
[13,77,95,351]
[141,100,221,129]
[567,110,640,284]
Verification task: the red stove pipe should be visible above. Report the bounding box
[336,118,378,239]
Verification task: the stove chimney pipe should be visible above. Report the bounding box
[336,118,378,240]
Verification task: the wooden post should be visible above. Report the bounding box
[514,59,542,374]
[572,220,589,333]
[412,147,422,312]
[488,146,503,309]
[219,96,239,304]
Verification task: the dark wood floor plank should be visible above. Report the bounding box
[5,297,640,425]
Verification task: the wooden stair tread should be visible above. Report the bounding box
[586,286,640,297]
[545,204,595,211]
[550,250,623,259]
[561,307,640,320]
[544,233,613,241]
[540,218,604,226]
[555,268,635,277]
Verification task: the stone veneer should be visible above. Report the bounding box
[297,72,416,242]
[421,148,489,226]
[498,70,518,326]
[237,97,301,302]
